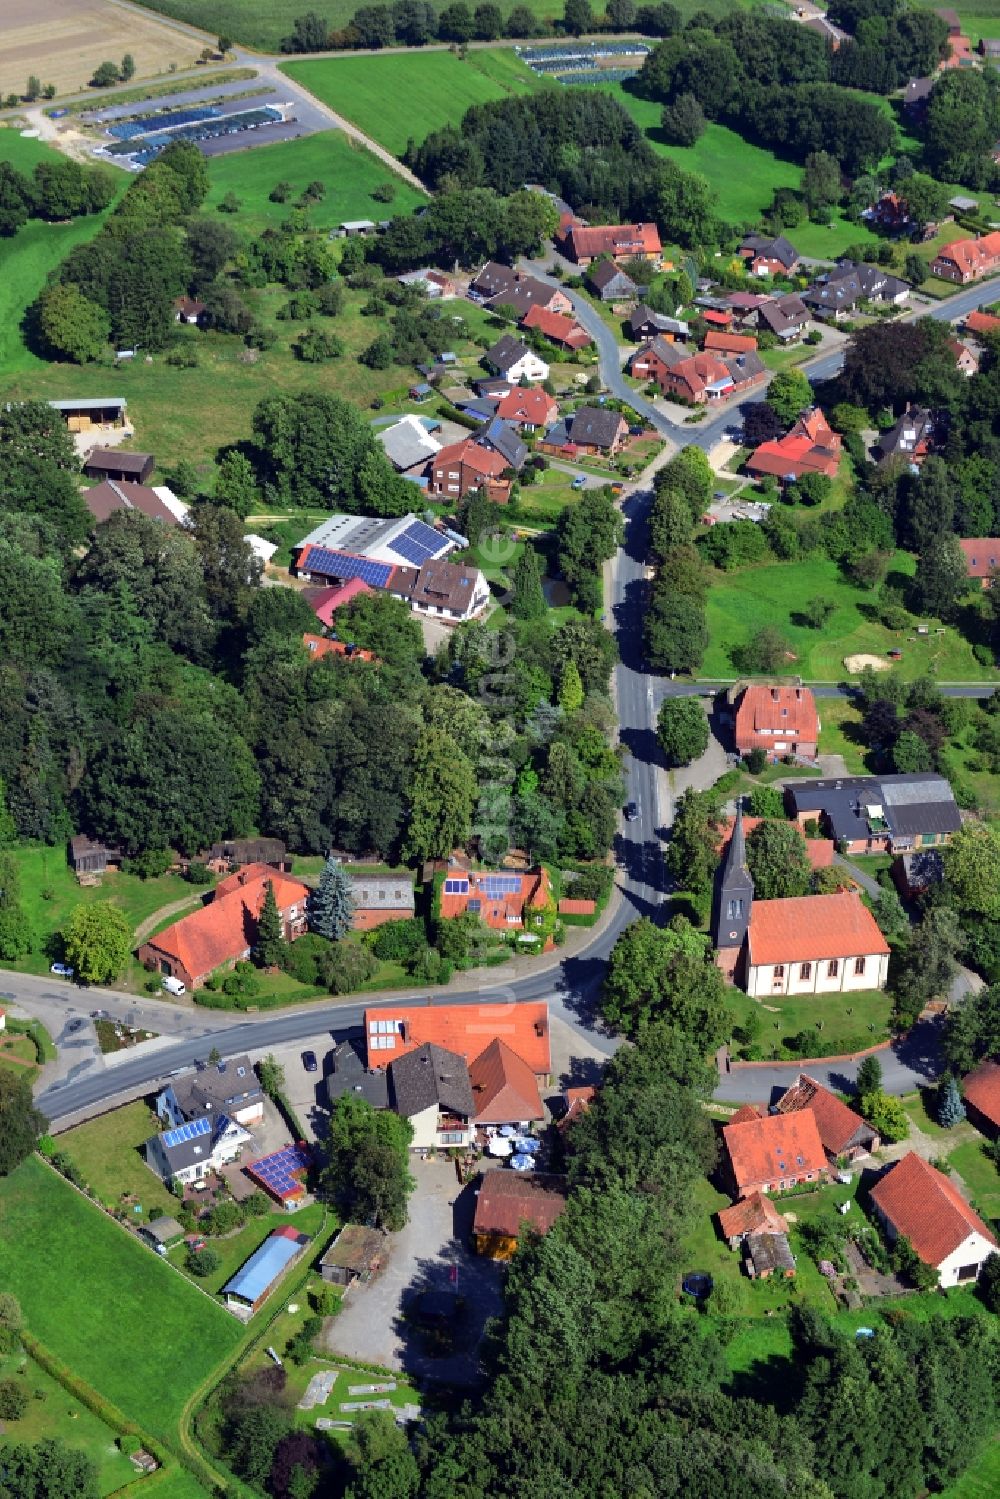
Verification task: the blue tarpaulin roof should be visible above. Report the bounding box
[222,1229,304,1304]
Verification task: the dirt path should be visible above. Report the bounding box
[133,892,204,944]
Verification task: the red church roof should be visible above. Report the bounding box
[747,892,889,968]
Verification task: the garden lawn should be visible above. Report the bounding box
[725,987,892,1060]
[167,1202,326,1295]
[0,1348,136,1496]
[701,553,999,682]
[0,133,122,375]
[945,1139,1000,1224]
[816,695,869,772]
[1,844,206,980]
[0,1155,241,1443]
[59,1100,182,1219]
[281,50,545,157]
[203,130,426,231]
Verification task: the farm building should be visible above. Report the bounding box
[83,448,154,484]
[222,1225,311,1316]
[473,1171,569,1258]
[870,1152,997,1287]
[49,397,128,432]
[961,1059,1000,1139]
[320,1224,385,1287]
[69,834,122,879]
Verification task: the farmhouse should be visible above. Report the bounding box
[440,865,552,932]
[473,1171,569,1258]
[652,349,765,404]
[391,556,491,623]
[785,773,962,853]
[738,233,799,277]
[484,335,549,383]
[874,406,935,467]
[774,1074,879,1161]
[320,1224,385,1287]
[429,437,511,499]
[961,1058,1000,1139]
[137,869,309,991]
[83,448,154,484]
[930,231,1000,284]
[559,222,662,266]
[362,1000,551,1076]
[389,1042,475,1148]
[145,1113,252,1188]
[734,684,820,760]
[469,1037,544,1126]
[222,1226,311,1316]
[156,1054,264,1129]
[717,1190,789,1249]
[83,479,185,528]
[870,1152,998,1287]
[586,260,638,302]
[206,838,288,872]
[470,264,571,316]
[349,873,416,931]
[958,537,1000,587]
[521,304,593,349]
[744,408,842,483]
[293,512,455,570]
[722,1109,828,1197]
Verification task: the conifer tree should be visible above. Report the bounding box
[937,1075,966,1128]
[308,856,356,941]
[254,880,283,967]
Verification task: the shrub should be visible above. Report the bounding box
[309,1286,339,1316]
[122,849,171,879]
[186,1245,221,1277]
[0,1378,29,1418]
[183,861,212,885]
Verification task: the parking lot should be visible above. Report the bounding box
[321,1156,504,1386]
[250,1039,331,1144]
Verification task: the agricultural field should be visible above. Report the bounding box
[701,552,999,682]
[203,129,426,230]
[0,1346,137,1495]
[0,1155,242,1442]
[282,49,546,157]
[1,0,204,101]
[0,131,122,376]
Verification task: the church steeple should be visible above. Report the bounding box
[713,801,754,954]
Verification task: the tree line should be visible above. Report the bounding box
[0,156,115,239]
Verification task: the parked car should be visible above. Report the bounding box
[50,962,74,978]
[302,1050,318,1073]
[571,475,587,490]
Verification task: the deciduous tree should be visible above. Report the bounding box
[63,902,131,984]
[656,697,708,767]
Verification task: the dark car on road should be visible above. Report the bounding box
[624,801,639,822]
[302,1050,318,1073]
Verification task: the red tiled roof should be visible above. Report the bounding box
[439,867,551,931]
[717,1190,789,1240]
[556,1084,596,1131]
[717,816,834,870]
[214,862,285,900]
[933,232,1000,276]
[728,1104,764,1126]
[306,579,373,626]
[432,439,507,478]
[735,685,819,742]
[744,409,841,480]
[723,1110,827,1194]
[704,330,758,354]
[966,309,1000,336]
[702,308,733,327]
[958,537,1000,578]
[775,1073,874,1155]
[495,386,558,426]
[870,1152,997,1266]
[469,1038,544,1123]
[473,1170,568,1238]
[962,1058,1000,1129]
[302,632,374,663]
[748,892,890,967]
[363,1001,551,1074]
[563,222,661,260]
[145,871,309,981]
[521,304,591,347]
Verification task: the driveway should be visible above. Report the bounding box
[321,1156,503,1385]
[250,1039,331,1143]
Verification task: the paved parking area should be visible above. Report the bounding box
[249,1041,332,1144]
[321,1157,503,1385]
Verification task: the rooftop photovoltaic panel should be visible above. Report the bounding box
[304,549,393,589]
[163,1116,211,1149]
[444,878,469,894]
[246,1143,311,1200]
[480,875,521,895]
[391,533,435,567]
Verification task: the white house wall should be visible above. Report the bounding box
[937,1231,997,1287]
[746,951,889,998]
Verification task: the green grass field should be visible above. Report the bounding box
[725,987,892,1058]
[282,49,545,157]
[204,129,426,229]
[945,1139,1000,1225]
[59,1100,186,1220]
[1,844,207,980]
[702,552,999,682]
[0,1347,137,1496]
[0,132,123,376]
[0,1155,241,1443]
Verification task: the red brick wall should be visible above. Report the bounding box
[351,907,413,932]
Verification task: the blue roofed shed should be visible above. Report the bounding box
[222,1226,309,1316]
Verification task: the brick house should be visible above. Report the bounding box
[440,866,552,933]
[495,386,559,433]
[722,1110,829,1197]
[966,309,1000,337]
[785,773,962,854]
[745,408,842,484]
[703,330,758,356]
[362,1000,551,1076]
[429,438,511,502]
[648,348,766,404]
[137,867,309,990]
[958,537,1000,587]
[559,222,662,267]
[870,1152,998,1287]
[734,684,819,760]
[521,303,593,350]
[930,231,1000,284]
[774,1074,880,1161]
[739,233,799,277]
[962,1059,1000,1139]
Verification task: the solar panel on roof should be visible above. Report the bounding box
[444,878,469,894]
[163,1117,211,1149]
[304,549,393,589]
[480,875,520,894]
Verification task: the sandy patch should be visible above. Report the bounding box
[0,1,203,102]
[844,653,891,673]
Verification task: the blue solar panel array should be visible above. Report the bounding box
[390,520,445,567]
[163,1116,211,1150]
[480,875,521,895]
[248,1143,311,1199]
[444,878,469,894]
[304,549,394,588]
[108,107,217,140]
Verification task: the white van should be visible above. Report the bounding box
[162,975,186,997]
